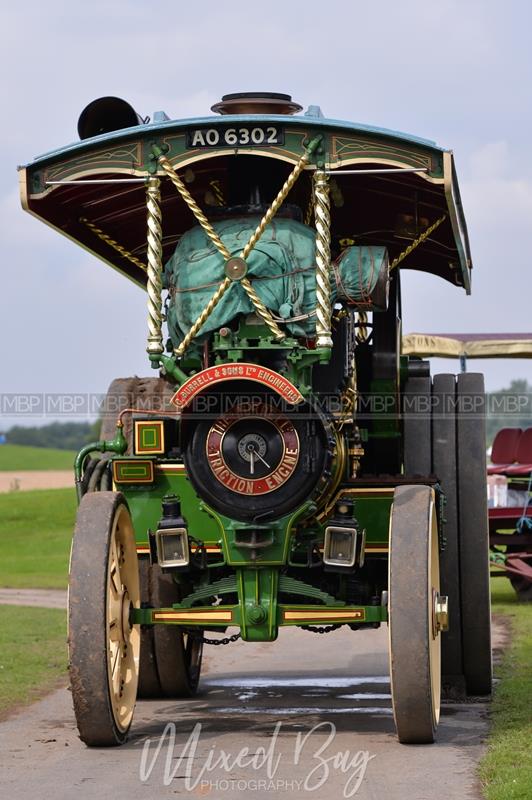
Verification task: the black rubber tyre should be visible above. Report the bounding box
[403,377,431,476]
[150,565,203,697]
[137,562,203,699]
[456,373,492,695]
[99,377,197,698]
[389,485,442,744]
[69,492,140,746]
[432,374,466,697]
[177,631,203,695]
[137,558,162,698]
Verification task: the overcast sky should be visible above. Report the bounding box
[1,0,531,428]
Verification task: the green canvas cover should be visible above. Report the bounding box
[164,217,388,348]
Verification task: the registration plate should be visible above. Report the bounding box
[186,126,284,149]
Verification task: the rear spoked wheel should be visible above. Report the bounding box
[137,558,162,698]
[150,564,204,697]
[389,484,446,744]
[69,492,140,746]
[136,561,203,698]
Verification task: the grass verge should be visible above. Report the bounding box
[0,605,67,718]
[0,488,76,588]
[0,444,76,471]
[479,578,532,800]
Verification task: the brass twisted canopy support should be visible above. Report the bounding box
[231,153,317,341]
[146,177,164,356]
[235,147,314,341]
[240,277,285,340]
[313,170,333,349]
[157,155,231,260]
[209,179,225,206]
[158,152,284,352]
[174,277,232,357]
[80,217,146,273]
[390,214,447,270]
[241,148,312,260]
[356,311,369,343]
[304,186,314,226]
[162,141,320,357]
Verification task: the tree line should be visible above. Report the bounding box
[0,379,530,451]
[2,421,101,450]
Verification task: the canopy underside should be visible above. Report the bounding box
[20,118,472,292]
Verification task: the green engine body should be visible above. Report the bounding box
[20,91,472,642]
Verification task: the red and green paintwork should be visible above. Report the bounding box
[22,104,467,642]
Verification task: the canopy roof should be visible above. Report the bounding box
[403,333,532,359]
[19,106,472,292]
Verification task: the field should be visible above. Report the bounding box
[0,444,76,471]
[0,605,67,717]
[0,488,72,717]
[480,579,532,800]
[0,488,76,588]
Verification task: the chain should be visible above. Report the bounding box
[200,632,242,646]
[389,214,447,270]
[192,625,343,641]
[300,624,343,634]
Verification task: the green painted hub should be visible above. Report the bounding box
[238,567,279,641]
[247,604,267,624]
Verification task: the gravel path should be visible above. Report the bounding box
[0,471,73,493]
[0,588,67,609]
[0,624,491,800]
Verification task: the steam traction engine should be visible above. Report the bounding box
[20,92,492,746]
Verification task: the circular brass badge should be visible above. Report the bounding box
[224,256,248,281]
[206,405,300,496]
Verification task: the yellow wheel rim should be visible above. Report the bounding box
[428,498,441,726]
[106,504,140,733]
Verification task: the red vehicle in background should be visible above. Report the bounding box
[403,332,532,600]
